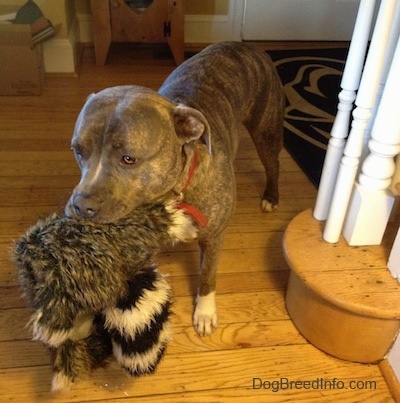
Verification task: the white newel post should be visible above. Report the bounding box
[343,33,400,245]
[322,0,398,243]
[313,0,376,221]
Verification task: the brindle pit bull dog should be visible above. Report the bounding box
[65,42,285,336]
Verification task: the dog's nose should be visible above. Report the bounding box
[74,205,97,219]
[72,196,98,219]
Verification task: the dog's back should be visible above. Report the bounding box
[159,41,284,160]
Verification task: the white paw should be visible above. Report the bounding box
[193,292,218,336]
[261,199,278,212]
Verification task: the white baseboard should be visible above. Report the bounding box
[42,38,75,73]
[387,333,400,383]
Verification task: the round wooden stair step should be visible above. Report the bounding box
[283,209,400,363]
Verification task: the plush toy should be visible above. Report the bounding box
[13,201,196,391]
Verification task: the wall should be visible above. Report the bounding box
[183,0,229,15]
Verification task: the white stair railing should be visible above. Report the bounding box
[312,0,399,244]
[343,6,400,245]
[313,0,376,221]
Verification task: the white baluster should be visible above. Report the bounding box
[314,0,376,221]
[323,0,397,243]
[343,34,400,245]
[360,0,400,164]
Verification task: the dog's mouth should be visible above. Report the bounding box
[64,198,131,224]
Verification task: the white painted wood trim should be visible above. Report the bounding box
[42,38,76,73]
[387,331,400,385]
[41,16,79,73]
[388,226,400,279]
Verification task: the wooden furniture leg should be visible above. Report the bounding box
[167,0,184,65]
[91,0,112,66]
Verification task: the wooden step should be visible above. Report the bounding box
[283,209,400,363]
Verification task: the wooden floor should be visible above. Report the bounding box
[0,44,395,402]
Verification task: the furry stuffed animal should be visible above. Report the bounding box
[13,201,196,391]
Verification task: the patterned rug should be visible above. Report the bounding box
[268,48,349,187]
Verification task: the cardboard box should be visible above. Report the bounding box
[0,23,44,95]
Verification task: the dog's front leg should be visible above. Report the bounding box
[193,236,221,336]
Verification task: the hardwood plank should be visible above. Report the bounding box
[0,345,392,402]
[169,319,305,353]
[0,308,31,341]
[0,190,70,209]
[0,151,73,161]
[0,291,289,342]
[0,340,47,369]
[0,320,304,370]
[0,160,78,177]
[1,138,71,152]
[93,385,394,403]
[0,176,77,190]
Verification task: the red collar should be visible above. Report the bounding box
[176,146,209,229]
[181,144,199,192]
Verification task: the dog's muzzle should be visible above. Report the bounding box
[67,194,98,219]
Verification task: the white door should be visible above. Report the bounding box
[242,0,361,41]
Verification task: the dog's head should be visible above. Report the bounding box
[65,86,211,223]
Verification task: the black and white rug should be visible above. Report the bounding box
[268,47,349,187]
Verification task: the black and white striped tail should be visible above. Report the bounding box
[103,267,172,376]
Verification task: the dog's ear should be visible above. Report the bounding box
[173,105,212,155]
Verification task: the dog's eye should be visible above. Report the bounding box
[121,155,138,165]
[71,147,84,164]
